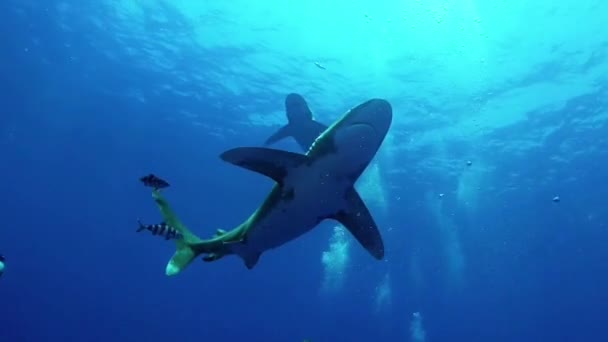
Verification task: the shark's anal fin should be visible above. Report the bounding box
[220,147,310,185]
[264,124,292,146]
[244,252,261,269]
[332,188,384,260]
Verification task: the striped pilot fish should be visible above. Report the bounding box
[137,220,183,240]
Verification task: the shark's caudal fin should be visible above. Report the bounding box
[151,190,203,276]
[264,93,328,151]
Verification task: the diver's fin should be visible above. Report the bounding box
[151,190,202,276]
[244,252,262,269]
[220,147,309,185]
[264,124,293,146]
[331,188,384,260]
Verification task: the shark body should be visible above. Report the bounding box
[150,98,393,276]
[264,93,328,151]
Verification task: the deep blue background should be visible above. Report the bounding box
[1,1,607,342]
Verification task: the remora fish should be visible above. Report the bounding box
[145,98,392,276]
[264,93,328,151]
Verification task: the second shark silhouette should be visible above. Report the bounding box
[264,93,328,151]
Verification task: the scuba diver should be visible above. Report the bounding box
[0,254,5,278]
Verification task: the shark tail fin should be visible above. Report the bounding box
[165,240,197,276]
[151,189,203,276]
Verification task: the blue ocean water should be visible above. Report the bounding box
[1,1,607,341]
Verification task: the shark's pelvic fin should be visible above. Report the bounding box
[332,188,384,260]
[202,253,223,262]
[220,147,310,185]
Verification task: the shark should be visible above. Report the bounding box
[264,93,328,151]
[146,98,393,276]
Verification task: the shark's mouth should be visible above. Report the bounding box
[349,122,379,136]
[340,123,380,148]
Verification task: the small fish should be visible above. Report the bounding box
[137,220,183,240]
[140,174,170,190]
[314,61,326,70]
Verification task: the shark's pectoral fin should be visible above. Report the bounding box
[202,253,223,262]
[332,188,384,260]
[220,147,310,185]
[265,124,293,146]
[243,252,262,269]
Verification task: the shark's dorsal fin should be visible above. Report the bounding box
[244,252,262,269]
[332,188,384,260]
[220,147,310,185]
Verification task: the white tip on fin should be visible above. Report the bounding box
[165,261,180,276]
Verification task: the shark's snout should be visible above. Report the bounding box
[337,99,392,150]
[356,99,392,138]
